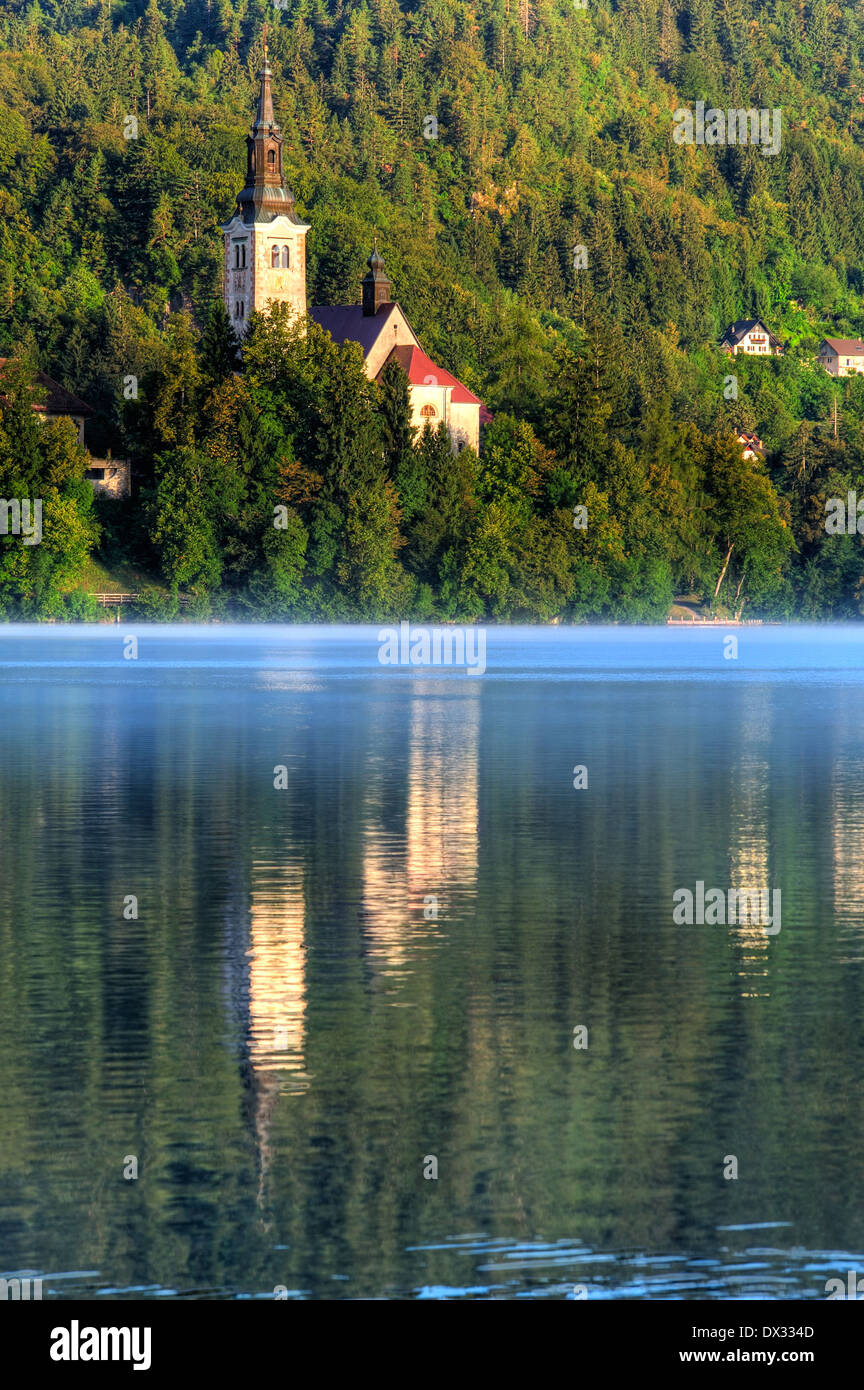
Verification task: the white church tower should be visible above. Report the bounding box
[221,44,310,335]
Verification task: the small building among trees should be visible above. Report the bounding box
[736,429,765,460]
[0,359,130,497]
[818,337,864,376]
[720,319,783,356]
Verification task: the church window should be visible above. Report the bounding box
[234,243,247,269]
[267,149,276,166]
[271,245,280,268]
[234,301,245,320]
[281,246,290,268]
[420,404,437,420]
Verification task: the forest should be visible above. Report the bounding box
[2,0,864,620]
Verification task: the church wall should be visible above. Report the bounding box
[224,218,253,336]
[408,382,449,439]
[365,308,420,378]
[446,400,480,453]
[404,385,480,453]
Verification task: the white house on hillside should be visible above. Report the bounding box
[720,319,783,356]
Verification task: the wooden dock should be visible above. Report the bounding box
[92,593,190,607]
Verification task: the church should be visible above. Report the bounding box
[221,51,487,453]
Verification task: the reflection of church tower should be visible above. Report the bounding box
[247,863,307,1088]
[221,43,310,336]
[222,854,308,1213]
[830,737,864,932]
[246,858,308,1207]
[728,688,773,993]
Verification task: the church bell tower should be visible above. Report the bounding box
[221,42,310,336]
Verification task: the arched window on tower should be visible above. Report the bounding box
[234,244,246,269]
[267,149,276,167]
[271,245,280,268]
[281,246,290,268]
[234,301,245,320]
[420,404,437,420]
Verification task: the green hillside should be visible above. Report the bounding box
[3,0,864,620]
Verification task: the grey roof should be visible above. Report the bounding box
[309,303,401,357]
[724,318,763,338]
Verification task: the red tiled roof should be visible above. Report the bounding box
[736,429,764,454]
[312,306,490,422]
[378,344,488,415]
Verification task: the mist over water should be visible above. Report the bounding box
[1,625,862,1299]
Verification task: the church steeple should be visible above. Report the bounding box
[362,239,391,316]
[221,39,311,336]
[255,36,276,128]
[235,39,299,225]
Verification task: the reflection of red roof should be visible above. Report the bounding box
[378,344,489,417]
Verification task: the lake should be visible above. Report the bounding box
[1,624,863,1300]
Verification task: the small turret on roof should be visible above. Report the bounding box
[362,239,392,317]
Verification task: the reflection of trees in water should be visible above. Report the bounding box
[207,676,864,1291]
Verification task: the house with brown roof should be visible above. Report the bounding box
[0,359,130,497]
[819,337,864,377]
[0,358,93,444]
[222,50,488,452]
[720,319,783,356]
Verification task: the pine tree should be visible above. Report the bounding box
[376,359,415,479]
[199,302,240,395]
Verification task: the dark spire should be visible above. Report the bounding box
[255,43,275,129]
[362,238,391,316]
[235,40,301,225]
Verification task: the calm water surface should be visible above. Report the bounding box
[1,624,863,1300]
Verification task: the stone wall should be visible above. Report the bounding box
[86,458,131,498]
